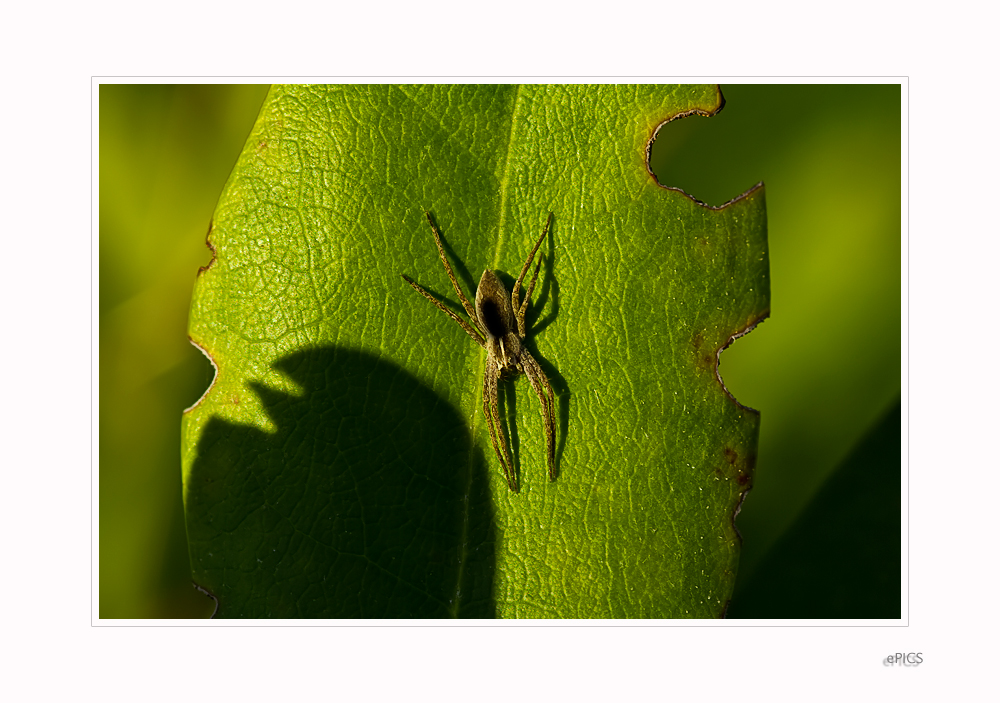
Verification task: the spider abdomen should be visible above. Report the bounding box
[475,270,517,341]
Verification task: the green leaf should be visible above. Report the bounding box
[182,84,769,618]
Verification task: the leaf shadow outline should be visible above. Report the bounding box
[184,344,497,618]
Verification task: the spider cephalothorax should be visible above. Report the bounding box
[401,212,557,492]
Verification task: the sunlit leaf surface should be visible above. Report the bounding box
[182,85,769,618]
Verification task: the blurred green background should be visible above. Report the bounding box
[99,83,901,618]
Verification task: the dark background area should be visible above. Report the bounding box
[99,84,900,618]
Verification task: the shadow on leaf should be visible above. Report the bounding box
[185,345,496,618]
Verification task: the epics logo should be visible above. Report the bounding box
[884,653,923,666]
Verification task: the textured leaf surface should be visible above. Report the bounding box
[182,84,769,618]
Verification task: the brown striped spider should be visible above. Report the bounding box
[401,212,557,492]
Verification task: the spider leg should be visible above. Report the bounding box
[483,365,517,491]
[516,256,543,339]
[511,212,552,334]
[521,353,557,481]
[401,274,485,348]
[425,212,480,323]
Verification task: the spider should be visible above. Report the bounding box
[401,212,557,492]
